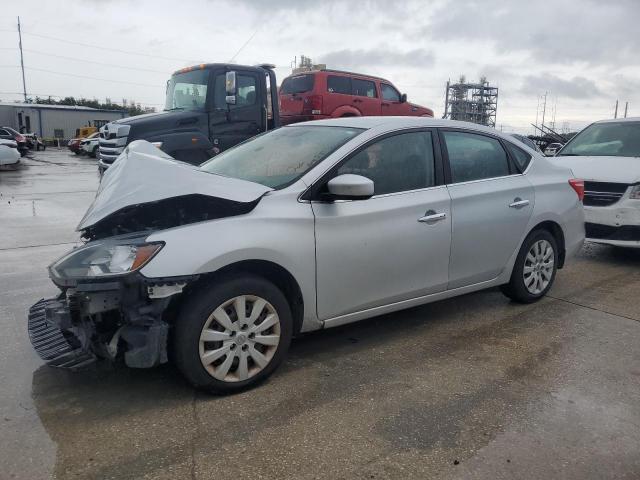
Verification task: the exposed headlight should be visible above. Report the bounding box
[630,185,640,200]
[50,239,163,280]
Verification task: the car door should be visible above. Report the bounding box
[312,130,451,320]
[380,83,406,116]
[326,74,354,116]
[209,70,265,152]
[351,78,381,115]
[441,129,535,289]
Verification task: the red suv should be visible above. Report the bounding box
[279,69,434,125]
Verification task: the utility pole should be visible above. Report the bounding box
[624,102,628,118]
[614,100,618,119]
[535,95,540,134]
[540,92,548,132]
[17,16,27,102]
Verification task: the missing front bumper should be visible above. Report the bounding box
[28,298,96,370]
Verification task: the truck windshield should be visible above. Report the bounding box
[558,121,640,157]
[200,125,364,189]
[165,69,209,111]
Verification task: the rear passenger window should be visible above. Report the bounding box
[327,76,351,95]
[337,131,435,195]
[443,131,510,183]
[504,142,532,172]
[352,78,377,98]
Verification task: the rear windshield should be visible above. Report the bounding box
[558,121,640,157]
[200,125,363,189]
[280,74,315,94]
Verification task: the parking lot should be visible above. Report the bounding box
[1,149,639,479]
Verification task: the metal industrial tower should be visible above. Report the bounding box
[443,76,499,127]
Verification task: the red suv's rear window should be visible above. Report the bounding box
[281,74,315,94]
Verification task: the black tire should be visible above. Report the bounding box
[91,146,98,158]
[173,274,293,394]
[501,229,558,303]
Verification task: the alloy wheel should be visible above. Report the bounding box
[198,295,281,382]
[523,239,555,295]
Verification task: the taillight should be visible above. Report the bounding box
[302,95,323,115]
[569,179,584,202]
[15,134,25,143]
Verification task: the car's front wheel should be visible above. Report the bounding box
[501,229,558,303]
[174,274,293,394]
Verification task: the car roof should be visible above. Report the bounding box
[593,117,640,124]
[284,69,391,83]
[288,116,511,137]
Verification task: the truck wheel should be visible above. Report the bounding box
[501,229,558,303]
[174,274,293,394]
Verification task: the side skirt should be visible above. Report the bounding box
[321,277,503,330]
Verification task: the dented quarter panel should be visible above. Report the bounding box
[141,189,321,331]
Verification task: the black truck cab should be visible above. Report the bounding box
[98,63,280,171]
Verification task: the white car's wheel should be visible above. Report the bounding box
[174,274,292,393]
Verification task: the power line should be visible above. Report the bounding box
[22,49,169,74]
[23,65,164,87]
[20,30,196,63]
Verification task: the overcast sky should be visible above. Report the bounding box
[1,0,638,134]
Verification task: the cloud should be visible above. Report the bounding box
[520,73,603,99]
[318,47,435,70]
[426,0,640,66]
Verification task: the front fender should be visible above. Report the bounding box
[140,192,320,331]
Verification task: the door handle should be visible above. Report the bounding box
[418,211,447,224]
[509,198,530,209]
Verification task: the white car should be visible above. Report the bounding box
[80,136,100,158]
[0,141,20,166]
[551,118,639,248]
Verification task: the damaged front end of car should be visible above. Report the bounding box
[27,140,272,371]
[28,235,197,370]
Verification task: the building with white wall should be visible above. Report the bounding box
[0,103,126,142]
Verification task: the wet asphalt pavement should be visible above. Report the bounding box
[1,150,639,480]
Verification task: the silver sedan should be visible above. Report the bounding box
[30,117,585,393]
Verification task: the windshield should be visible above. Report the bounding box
[558,121,640,157]
[200,125,364,189]
[165,69,209,111]
[280,74,314,94]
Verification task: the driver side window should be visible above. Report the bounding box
[337,131,435,195]
[214,73,257,109]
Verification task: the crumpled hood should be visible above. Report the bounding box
[77,140,272,231]
[549,155,640,184]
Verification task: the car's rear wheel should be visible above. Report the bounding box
[501,229,558,303]
[174,274,293,394]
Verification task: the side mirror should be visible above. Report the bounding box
[327,174,374,200]
[225,71,237,105]
[400,93,407,103]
